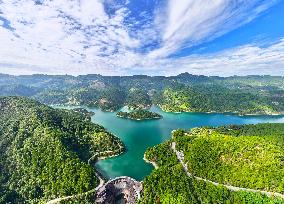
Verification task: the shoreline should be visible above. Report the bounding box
[96,152,122,160]
[116,114,162,121]
[52,104,284,117]
[143,154,158,169]
[46,140,125,204]
[157,105,284,116]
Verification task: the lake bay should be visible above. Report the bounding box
[90,106,284,181]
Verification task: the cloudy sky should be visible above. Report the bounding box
[0,0,283,76]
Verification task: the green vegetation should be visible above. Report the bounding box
[116,110,162,120]
[98,87,126,111]
[159,88,191,112]
[0,96,124,203]
[139,123,284,204]
[58,193,96,204]
[72,108,95,121]
[160,84,283,115]
[144,141,178,167]
[156,83,284,114]
[1,73,283,114]
[126,88,151,110]
[140,163,283,204]
[179,127,284,192]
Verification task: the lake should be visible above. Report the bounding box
[87,106,284,181]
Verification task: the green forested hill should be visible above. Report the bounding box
[0,97,124,204]
[140,123,284,204]
[0,73,283,114]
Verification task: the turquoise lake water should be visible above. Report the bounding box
[87,106,284,181]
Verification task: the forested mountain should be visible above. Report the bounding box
[0,73,283,114]
[140,123,284,203]
[0,97,124,204]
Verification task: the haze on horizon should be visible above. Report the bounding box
[0,0,284,76]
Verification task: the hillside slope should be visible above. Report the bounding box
[0,97,124,204]
[0,73,283,114]
[140,123,284,204]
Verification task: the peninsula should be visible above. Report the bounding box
[0,96,125,203]
[140,123,284,203]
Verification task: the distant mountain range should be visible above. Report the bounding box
[1,73,284,115]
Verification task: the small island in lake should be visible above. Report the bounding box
[116,110,162,120]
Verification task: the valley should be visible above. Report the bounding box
[1,74,284,204]
[1,73,284,115]
[1,0,284,203]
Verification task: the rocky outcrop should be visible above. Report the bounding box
[95,176,142,204]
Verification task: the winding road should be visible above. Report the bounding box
[46,170,104,204]
[46,149,121,204]
[171,142,284,200]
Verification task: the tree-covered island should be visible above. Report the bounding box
[116,110,162,120]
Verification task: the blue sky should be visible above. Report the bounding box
[0,0,283,76]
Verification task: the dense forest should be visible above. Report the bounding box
[116,110,162,120]
[71,108,95,121]
[139,123,284,203]
[0,73,283,114]
[0,96,124,204]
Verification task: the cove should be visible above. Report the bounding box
[88,106,284,181]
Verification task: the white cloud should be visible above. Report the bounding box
[0,0,282,76]
[149,0,278,58]
[142,38,284,76]
[1,38,284,76]
[0,0,140,74]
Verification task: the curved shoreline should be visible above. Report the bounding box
[143,154,158,169]
[46,134,125,204]
[53,104,284,117]
[157,104,284,116]
[46,152,123,204]
[117,114,162,121]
